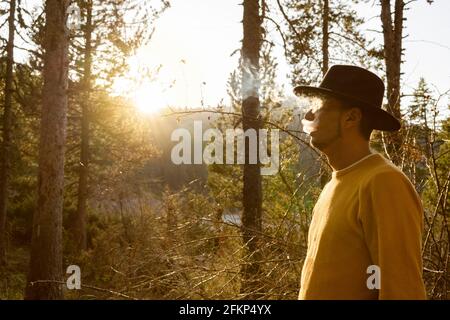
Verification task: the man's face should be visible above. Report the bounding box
[301,96,343,151]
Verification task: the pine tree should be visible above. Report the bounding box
[0,0,16,266]
[380,0,406,164]
[25,0,70,300]
[240,0,263,299]
[68,0,169,252]
[281,0,378,86]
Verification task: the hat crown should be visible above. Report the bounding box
[320,65,384,109]
[293,64,401,131]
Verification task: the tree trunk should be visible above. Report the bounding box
[0,0,16,266]
[380,0,404,164]
[25,0,69,300]
[321,0,329,76]
[73,0,93,253]
[319,0,331,188]
[240,0,263,299]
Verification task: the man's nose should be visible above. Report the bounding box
[304,109,314,121]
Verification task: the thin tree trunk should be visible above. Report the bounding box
[73,0,93,252]
[0,0,16,266]
[319,0,330,188]
[25,0,69,300]
[321,0,329,76]
[380,0,404,164]
[240,0,263,299]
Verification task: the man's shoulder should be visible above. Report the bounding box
[359,154,423,215]
[362,155,412,188]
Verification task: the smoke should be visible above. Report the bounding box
[298,96,324,134]
[240,57,260,100]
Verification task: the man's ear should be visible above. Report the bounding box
[343,107,362,128]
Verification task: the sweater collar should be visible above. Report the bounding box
[332,153,382,179]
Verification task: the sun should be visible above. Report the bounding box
[110,45,175,114]
[133,82,168,114]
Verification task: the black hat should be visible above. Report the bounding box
[294,65,401,131]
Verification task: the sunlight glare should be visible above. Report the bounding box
[133,83,168,114]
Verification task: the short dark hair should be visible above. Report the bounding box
[335,99,373,141]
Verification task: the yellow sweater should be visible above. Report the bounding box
[299,153,427,300]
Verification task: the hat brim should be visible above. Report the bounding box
[294,85,401,132]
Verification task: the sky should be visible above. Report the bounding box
[131,0,450,112]
[356,0,450,98]
[5,0,450,113]
[122,0,243,111]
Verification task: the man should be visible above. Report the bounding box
[295,65,427,300]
